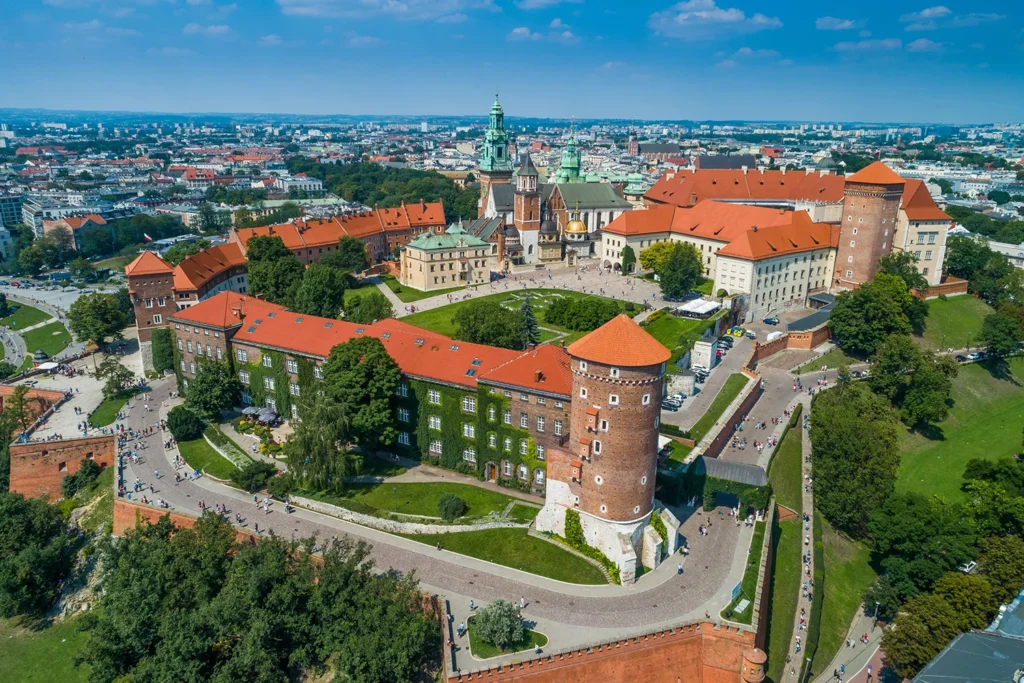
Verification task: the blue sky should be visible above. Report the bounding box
[1,0,1021,123]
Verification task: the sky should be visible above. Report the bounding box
[0,0,1021,124]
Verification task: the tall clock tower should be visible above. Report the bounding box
[477,94,514,217]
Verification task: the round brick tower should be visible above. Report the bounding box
[566,314,670,523]
[741,649,767,683]
[834,161,906,290]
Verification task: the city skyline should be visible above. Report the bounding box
[1,1,1021,123]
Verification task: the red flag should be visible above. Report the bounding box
[143,233,152,242]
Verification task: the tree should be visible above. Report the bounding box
[870,335,957,426]
[454,300,527,350]
[932,572,995,631]
[68,292,131,349]
[0,362,16,381]
[989,190,1011,205]
[437,493,467,521]
[284,390,359,492]
[473,599,525,651]
[829,274,918,356]
[230,460,279,493]
[659,242,703,299]
[929,177,953,195]
[621,245,636,273]
[167,406,205,442]
[163,239,210,266]
[810,381,901,538]
[115,286,135,323]
[197,203,224,233]
[520,298,539,346]
[318,236,369,273]
[247,253,305,306]
[150,328,174,374]
[61,458,101,499]
[978,535,1024,606]
[0,492,76,618]
[17,245,46,277]
[977,312,1020,357]
[639,241,679,274]
[184,361,241,419]
[944,234,995,281]
[881,593,962,679]
[69,256,96,281]
[245,234,293,262]
[345,290,394,324]
[544,296,621,332]
[322,337,401,456]
[291,264,348,318]
[95,356,135,400]
[879,250,928,292]
[0,292,8,318]
[863,576,901,622]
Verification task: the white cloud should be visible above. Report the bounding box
[834,38,902,51]
[907,37,942,51]
[649,1,782,41]
[276,0,497,21]
[815,17,862,31]
[347,33,385,47]
[258,34,282,46]
[183,23,231,37]
[515,0,582,8]
[733,46,779,58]
[900,6,951,22]
[507,26,542,41]
[147,46,196,56]
[551,30,578,44]
[902,7,1003,31]
[859,30,871,37]
[951,13,1004,27]
[550,18,568,29]
[62,19,104,31]
[437,13,467,23]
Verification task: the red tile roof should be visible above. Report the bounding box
[901,179,951,222]
[568,314,670,367]
[645,169,846,208]
[716,212,840,261]
[173,243,246,292]
[847,161,905,186]
[171,292,280,329]
[125,251,173,277]
[602,201,794,243]
[478,344,572,397]
[62,214,106,230]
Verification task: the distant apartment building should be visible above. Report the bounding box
[273,174,324,195]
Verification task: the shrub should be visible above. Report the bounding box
[623,301,636,312]
[150,328,174,374]
[938,293,948,301]
[565,508,585,546]
[266,471,295,499]
[61,459,101,499]
[230,460,279,493]
[167,406,205,442]
[473,599,524,651]
[437,493,467,521]
[717,288,728,297]
[393,285,403,293]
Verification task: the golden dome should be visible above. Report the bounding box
[565,217,587,234]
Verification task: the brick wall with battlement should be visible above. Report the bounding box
[703,379,762,460]
[448,623,762,683]
[113,498,259,544]
[0,384,65,421]
[9,435,116,502]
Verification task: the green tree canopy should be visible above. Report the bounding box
[0,492,76,618]
[829,273,922,356]
[246,240,305,306]
[943,233,995,281]
[284,389,359,492]
[879,250,929,292]
[163,239,211,266]
[658,242,703,299]
[520,298,539,345]
[318,236,370,273]
[978,535,1024,606]
[68,292,131,348]
[292,264,348,318]
[345,290,395,324]
[638,241,677,273]
[453,300,527,350]
[322,337,401,455]
[473,599,525,651]
[870,335,957,426]
[245,234,293,262]
[881,593,962,679]
[988,190,1011,205]
[977,312,1020,357]
[932,572,995,631]
[184,361,241,419]
[95,356,135,400]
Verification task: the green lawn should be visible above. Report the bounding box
[0,616,91,683]
[811,518,877,677]
[308,481,526,520]
[88,391,134,427]
[664,438,693,466]
[721,520,767,624]
[643,309,727,371]
[768,420,803,514]
[897,357,1024,502]
[794,347,860,375]
[765,519,803,682]
[0,304,52,329]
[381,273,467,303]
[177,437,239,480]
[22,321,72,358]
[357,455,408,479]
[916,294,992,351]
[505,502,541,523]
[467,617,548,659]
[695,278,715,295]
[94,253,139,271]
[689,373,750,442]
[403,528,608,584]
[402,288,636,340]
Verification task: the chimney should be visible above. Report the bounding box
[741,165,748,175]
[534,369,543,382]
[751,225,758,232]
[666,171,675,181]
[780,167,786,175]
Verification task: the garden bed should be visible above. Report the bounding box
[719,520,766,624]
[467,617,548,660]
[88,391,134,427]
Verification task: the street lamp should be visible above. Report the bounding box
[393,486,398,512]
[874,600,880,630]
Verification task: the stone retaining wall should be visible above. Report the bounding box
[291,495,530,535]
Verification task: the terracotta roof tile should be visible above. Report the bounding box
[478,344,572,397]
[173,243,246,292]
[645,169,845,208]
[602,201,793,242]
[901,179,951,222]
[568,314,670,367]
[717,212,838,260]
[847,161,905,186]
[125,251,173,277]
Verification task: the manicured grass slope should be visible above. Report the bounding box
[405,528,608,584]
[89,392,133,427]
[22,321,72,358]
[346,481,522,518]
[916,294,992,351]
[897,357,1024,501]
[765,519,803,682]
[0,304,52,329]
[381,273,466,303]
[177,437,238,480]
[768,421,803,514]
[689,373,749,442]
[0,617,91,683]
[721,521,766,624]
[794,347,860,376]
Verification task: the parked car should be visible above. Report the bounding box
[966,352,982,361]
[763,316,780,326]
[661,401,679,412]
[10,281,20,287]
[727,326,745,337]
[745,331,757,340]
[717,336,734,347]
[955,354,968,363]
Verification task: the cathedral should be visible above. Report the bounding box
[470,96,632,271]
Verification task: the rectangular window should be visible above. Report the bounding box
[187,340,193,353]
[503,409,512,425]
[262,355,272,368]
[429,439,442,454]
[520,440,528,456]
[520,413,529,429]
[536,416,545,432]
[428,389,441,405]
[462,448,476,463]
[398,432,410,446]
[216,348,223,360]
[177,338,183,350]
[925,250,933,260]
[462,396,475,412]
[609,395,620,406]
[189,362,195,374]
[398,407,409,422]
[289,383,300,397]
[398,383,409,398]
[428,415,441,431]
[927,232,936,245]
[503,461,512,476]
[157,297,166,307]
[520,393,529,402]
[239,371,250,385]
[144,298,153,309]
[291,404,299,420]
[263,377,275,391]
[241,391,252,405]
[488,405,496,421]
[554,420,563,436]
[463,423,475,438]
[555,401,563,409]
[503,437,512,452]
[579,387,588,399]
[534,469,545,485]
[180,359,186,372]
[536,396,546,406]
[537,444,546,460]
[286,359,298,374]
[314,365,323,379]
[488,433,497,448]
[237,349,248,363]
[153,314,162,324]
[205,344,211,357]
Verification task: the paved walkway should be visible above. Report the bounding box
[811,607,885,683]
[781,394,814,683]
[116,376,751,667]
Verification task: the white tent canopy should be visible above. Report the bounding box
[676,299,721,317]
[37,362,59,371]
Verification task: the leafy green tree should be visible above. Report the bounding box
[61,458,101,499]
[863,576,901,622]
[932,572,995,631]
[345,290,395,324]
[929,177,953,195]
[322,337,401,456]
[245,234,293,262]
[868,493,978,599]
[115,286,135,323]
[520,298,539,346]
[638,241,677,274]
[454,300,527,350]
[197,203,224,233]
[292,264,348,318]
[229,460,279,493]
[543,297,621,332]
[95,356,135,400]
[881,593,962,679]
[69,256,96,281]
[150,328,174,373]
[68,292,131,349]
[879,250,928,292]
[163,239,210,266]
[437,493,467,521]
[284,390,359,492]
[810,381,901,538]
[473,599,525,651]
[870,335,957,426]
[978,535,1024,606]
[0,362,16,381]
[0,292,8,318]
[659,242,703,299]
[977,312,1020,356]
[184,361,241,419]
[943,234,995,281]
[621,245,636,273]
[318,236,369,273]
[247,254,305,306]
[988,190,1011,205]
[963,456,1024,498]
[829,274,920,356]
[167,406,205,442]
[971,253,1015,306]
[17,244,46,276]
[0,492,76,618]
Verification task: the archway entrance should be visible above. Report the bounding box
[484,462,497,482]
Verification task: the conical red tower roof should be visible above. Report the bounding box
[124,251,172,276]
[847,161,905,185]
[568,314,671,367]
